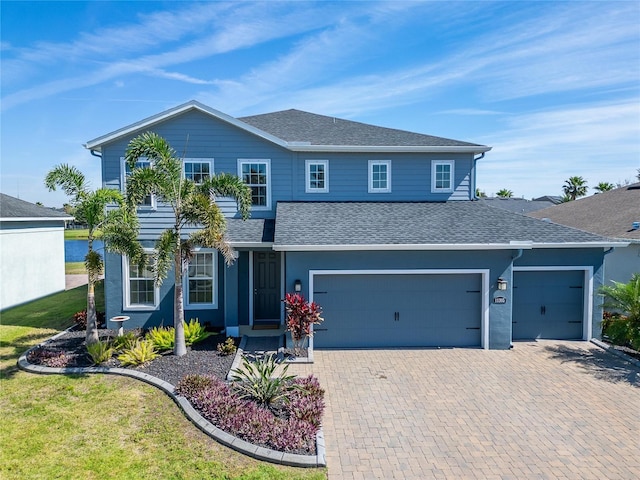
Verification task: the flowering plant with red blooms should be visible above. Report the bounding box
[283,293,323,353]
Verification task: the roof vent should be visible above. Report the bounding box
[541,218,551,223]
[632,221,640,230]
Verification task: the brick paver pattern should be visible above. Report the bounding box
[289,340,639,479]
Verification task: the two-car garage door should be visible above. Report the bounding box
[312,273,483,348]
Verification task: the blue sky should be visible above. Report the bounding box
[1,1,639,207]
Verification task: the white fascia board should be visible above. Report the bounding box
[229,242,274,249]
[273,243,533,252]
[84,100,288,152]
[531,241,630,248]
[0,216,73,222]
[287,145,492,154]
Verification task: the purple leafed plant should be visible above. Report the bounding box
[175,373,324,454]
[27,346,71,368]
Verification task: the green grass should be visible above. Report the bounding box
[64,229,90,240]
[0,284,325,480]
[65,262,88,274]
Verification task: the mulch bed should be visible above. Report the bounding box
[32,328,237,386]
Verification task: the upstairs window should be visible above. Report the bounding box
[431,160,454,193]
[238,160,270,209]
[305,160,329,193]
[122,157,155,209]
[368,160,391,193]
[183,159,212,184]
[123,251,158,310]
[185,250,217,308]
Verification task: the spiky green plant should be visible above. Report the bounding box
[184,318,213,346]
[217,337,237,356]
[86,339,114,365]
[600,274,640,349]
[117,340,159,367]
[112,331,140,352]
[230,354,298,406]
[145,326,176,352]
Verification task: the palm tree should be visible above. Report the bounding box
[599,274,640,348]
[562,176,588,201]
[125,132,252,356]
[594,182,614,193]
[45,164,142,344]
[496,189,513,198]
[475,188,487,198]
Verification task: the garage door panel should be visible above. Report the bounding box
[513,270,584,340]
[313,273,482,348]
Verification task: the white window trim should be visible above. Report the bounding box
[305,159,329,193]
[431,160,455,193]
[368,160,392,193]
[184,248,218,310]
[122,250,159,311]
[183,158,214,184]
[121,157,157,210]
[237,159,271,211]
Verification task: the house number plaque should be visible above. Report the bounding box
[493,297,507,304]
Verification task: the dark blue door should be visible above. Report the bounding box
[312,274,482,348]
[512,270,584,340]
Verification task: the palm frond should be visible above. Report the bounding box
[154,229,178,285]
[124,131,176,168]
[44,164,88,201]
[200,172,252,220]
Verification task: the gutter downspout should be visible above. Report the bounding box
[472,152,485,200]
[90,149,102,159]
[509,248,524,349]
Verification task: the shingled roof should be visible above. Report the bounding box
[239,109,482,148]
[0,193,72,221]
[273,201,619,250]
[529,183,640,241]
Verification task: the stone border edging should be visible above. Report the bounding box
[591,338,640,368]
[17,330,326,468]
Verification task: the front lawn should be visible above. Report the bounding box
[0,284,325,480]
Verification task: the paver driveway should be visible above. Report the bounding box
[289,341,639,479]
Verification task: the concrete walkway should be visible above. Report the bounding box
[289,340,640,479]
[65,274,103,290]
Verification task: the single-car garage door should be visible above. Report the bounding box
[312,273,482,348]
[512,270,584,340]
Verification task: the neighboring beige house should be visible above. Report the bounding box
[529,183,640,285]
[0,194,72,310]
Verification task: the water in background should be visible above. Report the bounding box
[65,239,105,262]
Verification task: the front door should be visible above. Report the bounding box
[253,251,281,321]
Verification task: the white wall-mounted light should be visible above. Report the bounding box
[497,278,507,291]
[294,279,302,292]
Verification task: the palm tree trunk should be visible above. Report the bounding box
[173,250,187,356]
[86,237,99,345]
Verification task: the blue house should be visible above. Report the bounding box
[85,101,625,349]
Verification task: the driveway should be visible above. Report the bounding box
[289,341,639,479]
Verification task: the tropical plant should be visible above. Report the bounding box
[86,339,114,365]
[475,188,487,198]
[145,326,176,352]
[72,309,106,329]
[217,337,237,355]
[45,164,143,344]
[283,293,324,355]
[117,339,159,366]
[124,132,252,356]
[599,274,640,349]
[111,330,140,352]
[562,175,588,201]
[496,189,513,198]
[184,318,213,345]
[27,347,71,368]
[230,354,297,406]
[594,182,615,193]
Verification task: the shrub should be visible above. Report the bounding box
[230,354,297,407]
[175,374,217,399]
[145,326,175,352]
[117,339,159,366]
[217,337,237,356]
[112,330,140,352]
[285,375,325,427]
[177,373,322,454]
[27,347,70,368]
[283,293,323,354]
[600,274,640,350]
[72,309,106,329]
[184,318,213,346]
[86,339,114,365]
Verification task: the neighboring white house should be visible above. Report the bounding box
[0,194,73,310]
[530,183,640,285]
